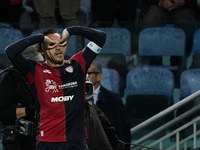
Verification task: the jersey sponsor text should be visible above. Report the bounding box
[51,95,74,102]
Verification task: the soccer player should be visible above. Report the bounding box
[5,26,106,150]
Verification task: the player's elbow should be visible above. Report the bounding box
[98,31,107,48]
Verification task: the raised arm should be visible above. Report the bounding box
[5,34,44,75]
[66,26,107,48]
[61,26,107,68]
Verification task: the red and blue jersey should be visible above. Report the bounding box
[5,26,107,142]
[27,52,88,142]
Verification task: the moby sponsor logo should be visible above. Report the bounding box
[51,95,74,102]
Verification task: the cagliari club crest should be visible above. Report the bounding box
[45,79,59,93]
[65,65,73,73]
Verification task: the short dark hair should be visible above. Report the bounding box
[35,28,60,53]
[41,28,60,36]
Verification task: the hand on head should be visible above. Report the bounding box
[59,28,70,47]
[43,36,57,50]
[43,28,70,50]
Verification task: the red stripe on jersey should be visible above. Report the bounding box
[34,64,66,142]
[70,51,86,73]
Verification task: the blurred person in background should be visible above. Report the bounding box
[33,0,81,28]
[0,47,44,150]
[85,76,125,150]
[87,61,131,150]
[0,0,23,28]
[89,0,137,28]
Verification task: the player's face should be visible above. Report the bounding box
[45,33,67,66]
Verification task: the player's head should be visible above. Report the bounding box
[35,28,67,66]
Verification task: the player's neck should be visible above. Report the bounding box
[45,60,64,67]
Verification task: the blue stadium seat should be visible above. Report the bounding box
[0,28,23,53]
[0,27,23,69]
[176,69,200,126]
[191,28,200,68]
[125,66,174,130]
[192,29,200,57]
[31,28,77,58]
[180,69,200,100]
[0,22,12,28]
[126,66,174,108]
[138,27,185,70]
[101,68,120,94]
[84,27,131,68]
[85,27,131,97]
[85,27,131,55]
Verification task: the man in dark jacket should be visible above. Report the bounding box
[0,47,44,150]
[85,99,125,150]
[85,76,125,150]
[87,61,131,150]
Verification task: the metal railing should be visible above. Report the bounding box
[130,90,200,149]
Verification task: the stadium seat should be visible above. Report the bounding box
[0,22,12,28]
[137,27,186,71]
[180,68,200,101]
[176,68,200,135]
[101,68,120,94]
[0,27,23,69]
[178,68,200,116]
[31,28,77,58]
[192,29,200,58]
[191,28,200,68]
[85,27,131,96]
[85,27,131,55]
[125,66,174,130]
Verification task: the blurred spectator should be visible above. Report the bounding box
[87,61,131,150]
[33,0,81,28]
[139,0,199,86]
[0,46,44,150]
[89,0,137,28]
[0,0,23,28]
[19,0,39,35]
[89,0,138,72]
[85,77,125,150]
[85,98,125,150]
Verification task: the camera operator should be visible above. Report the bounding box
[0,46,44,150]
